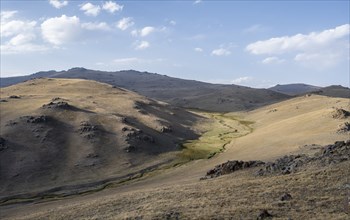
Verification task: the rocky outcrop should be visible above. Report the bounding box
[202,160,264,179]
[203,140,350,179]
[42,101,71,110]
[337,122,350,133]
[332,108,350,119]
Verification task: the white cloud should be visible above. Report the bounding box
[41,15,80,45]
[212,48,231,56]
[194,47,203,52]
[0,10,17,20]
[102,1,123,13]
[117,17,134,31]
[80,3,101,16]
[49,0,68,9]
[140,26,155,37]
[261,56,285,64]
[170,20,176,25]
[231,76,253,84]
[1,19,37,37]
[246,24,350,55]
[0,11,46,54]
[131,26,156,37]
[82,22,111,31]
[135,41,150,50]
[194,0,202,4]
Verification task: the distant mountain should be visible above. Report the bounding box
[269,83,350,98]
[310,85,350,99]
[269,83,321,96]
[0,68,291,112]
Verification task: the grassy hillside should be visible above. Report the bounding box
[0,78,207,198]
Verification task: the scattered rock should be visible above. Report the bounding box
[79,121,97,133]
[9,95,20,99]
[164,210,180,220]
[337,122,350,133]
[257,210,273,219]
[332,108,350,119]
[0,137,7,151]
[160,126,172,133]
[203,160,265,179]
[261,154,310,175]
[268,109,278,113]
[124,145,136,153]
[280,193,292,201]
[0,99,8,102]
[42,101,71,110]
[21,115,49,123]
[258,140,350,176]
[121,127,129,132]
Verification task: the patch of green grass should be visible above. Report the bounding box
[176,112,254,162]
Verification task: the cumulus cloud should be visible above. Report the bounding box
[41,15,80,45]
[194,47,203,52]
[0,10,17,20]
[135,41,150,50]
[140,26,155,37]
[49,0,68,9]
[212,48,231,56]
[194,0,202,4]
[82,22,111,31]
[0,11,47,54]
[261,56,285,64]
[102,1,123,13]
[170,20,176,25]
[246,24,350,55]
[131,26,156,37]
[80,3,101,16]
[117,17,134,31]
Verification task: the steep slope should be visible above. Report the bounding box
[0,78,206,198]
[269,83,321,96]
[0,68,291,112]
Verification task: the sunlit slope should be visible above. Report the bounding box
[224,95,349,161]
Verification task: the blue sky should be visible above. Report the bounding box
[1,0,349,88]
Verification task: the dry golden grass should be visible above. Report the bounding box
[3,161,349,220]
[1,80,349,219]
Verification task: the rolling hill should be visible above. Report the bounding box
[0,78,207,199]
[269,83,350,98]
[0,68,291,112]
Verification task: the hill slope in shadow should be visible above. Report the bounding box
[0,78,206,198]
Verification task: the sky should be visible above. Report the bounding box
[1,0,349,88]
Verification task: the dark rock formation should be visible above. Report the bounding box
[202,160,265,179]
[42,101,71,110]
[20,115,49,123]
[337,122,350,133]
[257,210,273,219]
[280,193,292,201]
[332,108,350,119]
